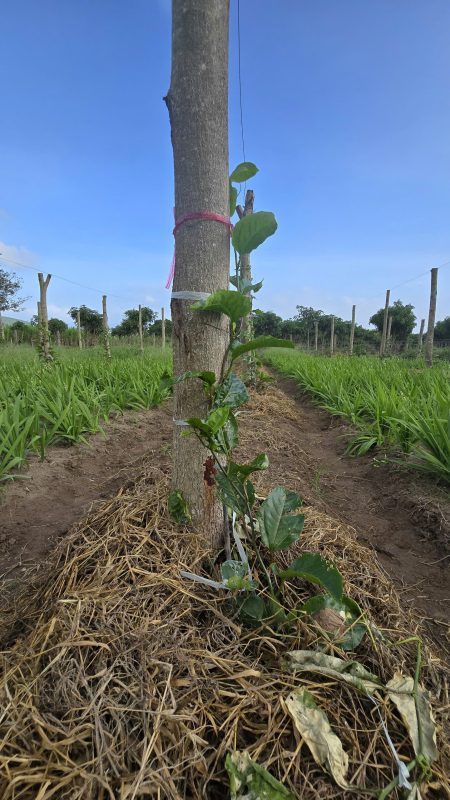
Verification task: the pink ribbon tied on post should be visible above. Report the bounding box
[165,210,233,289]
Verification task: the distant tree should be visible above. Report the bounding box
[370,300,416,342]
[112,307,157,336]
[149,318,173,337]
[68,305,103,334]
[434,317,450,341]
[0,268,26,340]
[252,309,282,337]
[48,318,68,335]
[10,320,28,331]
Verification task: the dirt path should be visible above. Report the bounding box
[238,378,449,634]
[1,382,448,641]
[0,404,172,590]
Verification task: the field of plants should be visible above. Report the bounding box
[265,350,450,483]
[0,345,171,482]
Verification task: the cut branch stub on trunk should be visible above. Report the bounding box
[165,0,230,551]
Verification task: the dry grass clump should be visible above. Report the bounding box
[1,467,449,799]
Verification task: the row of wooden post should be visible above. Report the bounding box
[8,267,439,366]
[378,267,438,366]
[33,273,167,359]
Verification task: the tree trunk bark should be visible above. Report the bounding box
[102,295,111,359]
[0,312,4,342]
[425,268,438,368]
[38,273,52,360]
[165,0,230,550]
[417,318,425,354]
[314,320,318,352]
[77,309,83,349]
[138,305,144,353]
[56,330,61,347]
[349,304,356,355]
[380,289,390,356]
[330,316,334,355]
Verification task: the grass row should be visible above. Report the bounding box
[0,346,172,481]
[264,350,450,484]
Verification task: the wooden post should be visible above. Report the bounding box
[56,330,61,347]
[138,304,144,353]
[0,312,4,342]
[165,0,230,548]
[37,272,52,360]
[330,316,335,355]
[13,328,18,345]
[76,309,82,349]
[417,318,425,354]
[102,295,111,359]
[349,304,356,355]
[380,289,390,356]
[314,320,318,352]
[425,268,438,368]
[152,332,156,347]
[386,315,392,351]
[306,328,310,350]
[161,307,166,349]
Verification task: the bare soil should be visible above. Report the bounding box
[1,381,448,646]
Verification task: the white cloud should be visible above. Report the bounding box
[0,240,37,268]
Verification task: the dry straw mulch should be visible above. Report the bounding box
[0,466,449,799]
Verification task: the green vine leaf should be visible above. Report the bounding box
[276,553,343,602]
[192,290,252,324]
[214,373,248,409]
[232,211,278,255]
[231,336,294,363]
[168,491,191,525]
[226,750,294,800]
[230,275,263,294]
[230,183,238,217]
[215,413,239,453]
[236,595,265,625]
[229,453,269,477]
[230,162,259,183]
[257,486,304,552]
[300,594,366,650]
[216,471,254,516]
[174,370,216,387]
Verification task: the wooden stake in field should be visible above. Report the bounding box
[56,330,61,347]
[13,328,18,345]
[314,320,318,352]
[417,318,425,354]
[138,304,144,353]
[76,309,83,349]
[386,314,392,351]
[349,304,356,355]
[425,267,438,368]
[102,295,111,359]
[165,0,230,548]
[161,307,165,349]
[0,312,4,342]
[380,288,390,356]
[37,272,52,360]
[330,315,335,355]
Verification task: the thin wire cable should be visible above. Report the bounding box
[0,254,127,301]
[237,0,246,163]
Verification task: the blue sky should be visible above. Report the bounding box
[1,0,449,330]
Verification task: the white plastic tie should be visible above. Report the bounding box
[173,418,190,427]
[171,291,211,301]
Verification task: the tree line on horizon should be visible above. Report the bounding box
[1,267,449,346]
